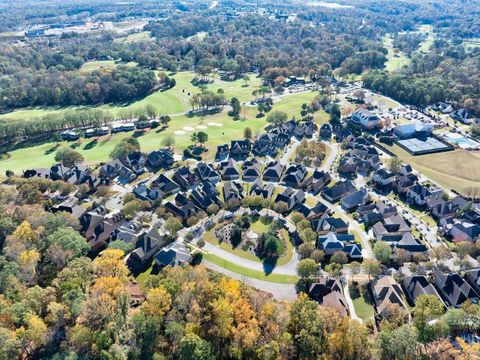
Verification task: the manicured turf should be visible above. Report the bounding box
[383,35,410,72]
[114,31,154,43]
[79,60,137,73]
[352,295,375,321]
[385,143,480,193]
[0,71,263,121]
[203,253,298,284]
[0,90,325,173]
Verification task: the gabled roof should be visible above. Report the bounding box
[434,268,479,307]
[372,276,408,315]
[403,275,445,306]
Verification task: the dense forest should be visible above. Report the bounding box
[0,0,479,114]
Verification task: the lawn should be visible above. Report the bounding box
[203,219,294,266]
[0,107,267,173]
[79,60,137,73]
[0,71,263,121]
[0,88,324,173]
[114,31,154,43]
[352,295,375,321]
[383,35,410,72]
[202,253,298,284]
[385,143,480,193]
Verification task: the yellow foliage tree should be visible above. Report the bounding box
[142,286,172,318]
[93,249,129,279]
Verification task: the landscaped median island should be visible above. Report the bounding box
[203,213,294,267]
[202,253,298,284]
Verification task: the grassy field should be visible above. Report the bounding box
[203,253,298,284]
[79,60,138,73]
[383,35,410,72]
[385,143,480,193]
[415,25,435,54]
[114,31,154,43]
[0,71,263,121]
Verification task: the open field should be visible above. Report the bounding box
[0,107,267,173]
[0,71,263,121]
[385,143,480,193]
[79,60,138,73]
[383,35,410,72]
[114,31,154,43]
[203,253,298,284]
[415,25,435,54]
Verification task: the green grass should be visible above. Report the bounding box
[383,35,410,72]
[202,253,298,284]
[79,60,137,73]
[384,143,480,193]
[0,71,262,121]
[135,265,153,289]
[114,31,154,43]
[0,88,325,173]
[203,220,294,266]
[352,295,375,321]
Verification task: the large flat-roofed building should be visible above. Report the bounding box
[396,136,453,156]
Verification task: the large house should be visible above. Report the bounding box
[263,160,284,183]
[322,181,355,203]
[352,109,380,129]
[371,276,408,317]
[403,275,445,307]
[309,276,349,315]
[316,232,362,260]
[434,268,479,307]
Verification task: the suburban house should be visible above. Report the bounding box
[372,214,411,241]
[427,196,470,220]
[358,201,397,225]
[465,269,480,295]
[242,159,262,182]
[281,163,307,188]
[431,102,453,114]
[164,193,198,222]
[371,276,408,317]
[451,109,475,125]
[316,232,362,260]
[133,184,162,204]
[50,200,86,220]
[146,149,174,170]
[304,170,331,194]
[296,202,328,221]
[263,160,285,183]
[250,180,274,199]
[322,181,355,203]
[173,166,201,190]
[352,109,380,129]
[434,268,479,307]
[341,189,370,212]
[190,181,222,210]
[309,276,349,315]
[403,275,445,307]
[220,159,240,181]
[216,144,230,161]
[196,162,220,184]
[99,159,136,184]
[230,140,251,160]
[275,188,305,211]
[394,174,418,195]
[312,215,349,235]
[373,169,397,187]
[120,152,147,175]
[151,174,181,197]
[122,225,166,272]
[448,221,480,242]
[406,184,442,207]
[223,181,244,203]
[320,124,332,139]
[153,241,192,269]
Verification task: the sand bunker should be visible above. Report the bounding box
[183,126,195,131]
[208,122,223,127]
[196,125,207,129]
[174,130,186,135]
